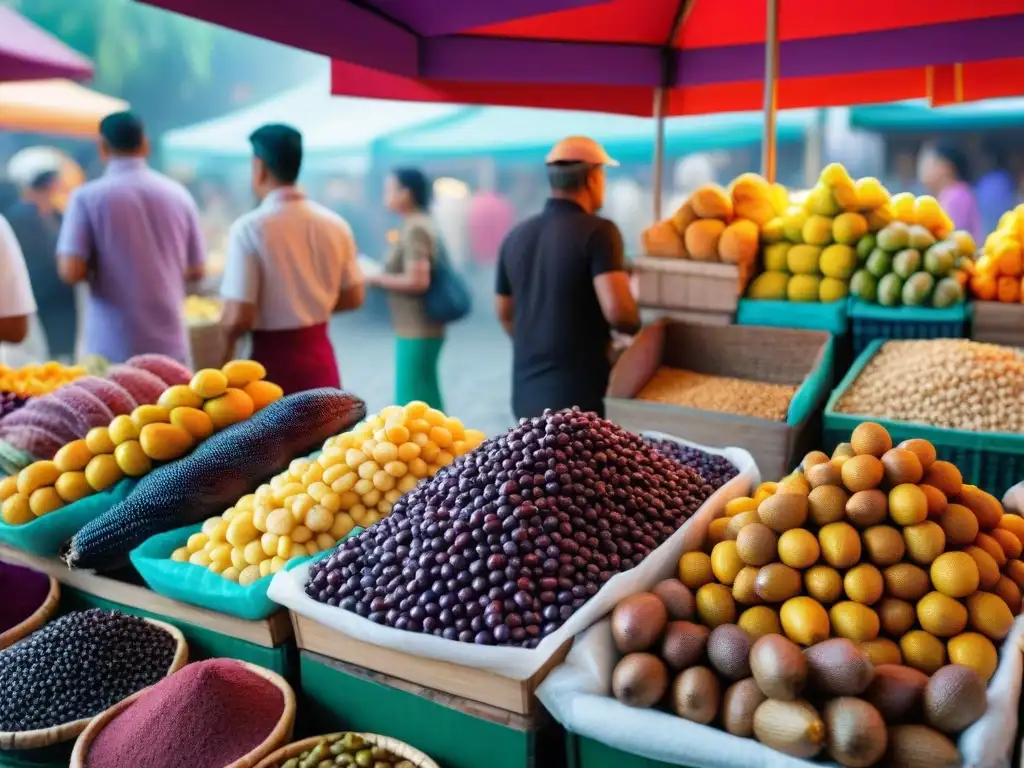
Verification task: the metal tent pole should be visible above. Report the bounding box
[761,0,780,182]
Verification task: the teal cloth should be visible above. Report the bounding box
[130,523,361,621]
[786,336,834,427]
[847,298,971,322]
[395,336,444,409]
[737,298,848,336]
[0,478,137,556]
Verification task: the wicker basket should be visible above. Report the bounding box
[70,660,295,768]
[255,733,439,768]
[0,573,59,650]
[0,618,187,752]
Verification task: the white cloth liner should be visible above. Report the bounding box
[1002,482,1024,516]
[269,433,759,681]
[538,581,1024,768]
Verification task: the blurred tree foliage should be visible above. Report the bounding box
[9,0,320,132]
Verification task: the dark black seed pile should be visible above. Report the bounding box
[642,437,738,491]
[0,391,28,419]
[0,609,177,732]
[306,408,711,648]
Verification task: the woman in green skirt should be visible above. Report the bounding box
[365,168,446,409]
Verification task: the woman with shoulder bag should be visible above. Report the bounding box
[366,168,469,409]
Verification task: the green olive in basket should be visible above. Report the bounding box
[280,734,417,768]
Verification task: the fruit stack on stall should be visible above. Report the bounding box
[970,204,1024,346]
[826,338,1024,498]
[267,407,756,768]
[635,173,787,324]
[0,362,367,685]
[742,162,891,336]
[538,420,1024,768]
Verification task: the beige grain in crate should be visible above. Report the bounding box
[0,545,292,648]
[971,301,1024,347]
[632,256,740,318]
[604,320,832,481]
[291,613,571,715]
[255,732,439,768]
[0,619,187,753]
[70,661,296,768]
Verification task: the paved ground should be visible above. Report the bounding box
[328,265,517,438]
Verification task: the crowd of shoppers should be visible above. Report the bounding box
[0,109,639,423]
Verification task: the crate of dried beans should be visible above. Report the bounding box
[605,320,834,480]
[825,338,1024,497]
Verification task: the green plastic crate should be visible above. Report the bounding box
[566,734,702,768]
[737,298,848,335]
[299,652,562,768]
[847,299,969,356]
[824,339,1024,497]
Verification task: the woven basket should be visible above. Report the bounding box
[70,660,295,768]
[0,574,59,650]
[255,733,440,768]
[0,618,187,752]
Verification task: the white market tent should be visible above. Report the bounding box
[161,74,462,173]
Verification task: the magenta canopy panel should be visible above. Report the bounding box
[136,0,1024,89]
[0,7,93,82]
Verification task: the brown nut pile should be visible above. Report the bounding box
[637,367,797,421]
[836,339,1024,432]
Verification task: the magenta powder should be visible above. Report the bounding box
[87,658,284,768]
[0,562,51,634]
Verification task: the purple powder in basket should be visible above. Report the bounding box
[0,562,51,634]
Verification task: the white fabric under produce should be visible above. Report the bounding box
[268,434,759,680]
[537,589,1024,768]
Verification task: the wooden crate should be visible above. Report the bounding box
[0,545,291,649]
[972,302,1024,347]
[633,257,740,315]
[291,613,571,715]
[299,652,563,768]
[639,307,733,327]
[605,320,833,480]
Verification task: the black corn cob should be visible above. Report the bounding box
[62,388,366,571]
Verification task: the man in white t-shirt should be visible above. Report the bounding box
[0,213,37,344]
[219,124,364,393]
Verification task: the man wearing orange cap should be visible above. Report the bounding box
[495,136,640,420]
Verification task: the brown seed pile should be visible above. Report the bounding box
[637,367,797,422]
[835,340,1024,433]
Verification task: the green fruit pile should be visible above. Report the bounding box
[747,163,891,303]
[849,223,974,308]
[276,733,416,768]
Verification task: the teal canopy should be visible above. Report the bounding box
[378,107,816,163]
[850,98,1024,133]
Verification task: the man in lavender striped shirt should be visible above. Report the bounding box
[56,112,206,364]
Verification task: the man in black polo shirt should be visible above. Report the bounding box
[495,136,641,420]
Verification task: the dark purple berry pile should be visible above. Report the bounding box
[642,437,738,491]
[0,391,28,419]
[306,408,711,648]
[0,609,177,732]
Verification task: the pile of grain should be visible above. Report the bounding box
[637,367,797,421]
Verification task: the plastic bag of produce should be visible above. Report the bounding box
[130,523,362,621]
[269,436,757,681]
[0,478,137,556]
[1002,481,1024,515]
[536,603,1024,768]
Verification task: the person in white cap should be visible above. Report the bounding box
[495,136,640,420]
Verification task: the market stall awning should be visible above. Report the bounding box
[0,79,127,138]
[380,106,816,162]
[139,0,1024,113]
[0,7,93,82]
[161,75,464,159]
[850,97,1024,133]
